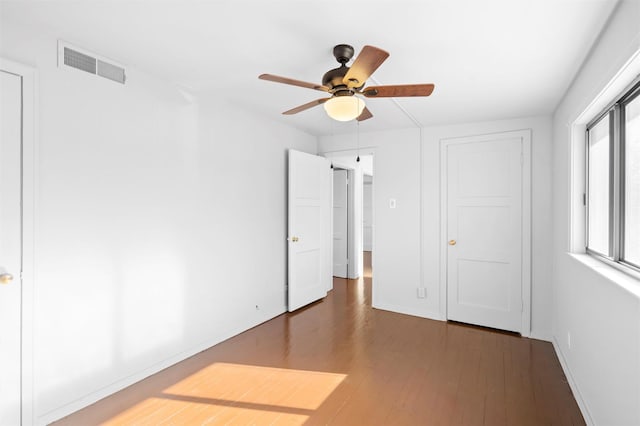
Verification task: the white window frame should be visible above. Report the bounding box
[585,77,640,273]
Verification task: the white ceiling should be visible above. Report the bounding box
[1,0,618,136]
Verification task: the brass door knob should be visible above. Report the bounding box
[291,236,299,242]
[0,273,14,284]
[448,240,456,246]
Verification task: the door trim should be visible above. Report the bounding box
[439,129,531,336]
[1,58,36,425]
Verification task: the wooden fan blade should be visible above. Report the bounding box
[259,74,329,92]
[343,46,390,89]
[283,98,330,115]
[362,84,435,98]
[356,107,373,121]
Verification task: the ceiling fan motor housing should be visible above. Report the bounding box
[322,66,349,90]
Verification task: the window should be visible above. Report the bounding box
[625,92,640,266]
[586,79,640,272]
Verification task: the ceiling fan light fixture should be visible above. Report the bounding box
[323,96,365,122]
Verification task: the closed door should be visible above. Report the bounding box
[446,136,523,333]
[333,169,348,278]
[288,150,331,312]
[0,69,23,424]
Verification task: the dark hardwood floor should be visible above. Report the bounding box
[55,252,584,425]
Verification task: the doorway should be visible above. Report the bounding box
[329,154,374,283]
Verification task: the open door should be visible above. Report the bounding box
[288,150,332,312]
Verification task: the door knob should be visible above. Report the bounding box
[290,236,299,242]
[448,240,456,246]
[0,273,14,284]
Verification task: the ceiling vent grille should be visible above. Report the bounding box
[58,41,126,84]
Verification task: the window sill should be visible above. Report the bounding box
[568,253,640,298]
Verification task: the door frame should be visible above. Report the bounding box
[1,57,36,424]
[439,130,531,336]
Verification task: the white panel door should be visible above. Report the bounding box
[446,137,523,333]
[288,150,331,312]
[333,169,348,278]
[0,69,23,424]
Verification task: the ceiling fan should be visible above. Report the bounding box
[259,44,435,122]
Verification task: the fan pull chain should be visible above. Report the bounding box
[356,118,361,162]
[330,111,335,169]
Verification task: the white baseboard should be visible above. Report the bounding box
[529,331,553,342]
[551,336,595,426]
[36,307,285,425]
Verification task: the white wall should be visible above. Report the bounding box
[318,115,553,338]
[551,1,640,424]
[1,22,316,425]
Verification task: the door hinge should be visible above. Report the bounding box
[520,152,524,165]
[582,193,586,206]
[520,299,524,312]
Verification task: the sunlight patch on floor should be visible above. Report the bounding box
[101,363,346,425]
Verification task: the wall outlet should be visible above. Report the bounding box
[417,288,426,299]
[567,331,571,349]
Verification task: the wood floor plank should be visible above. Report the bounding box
[54,254,584,426]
